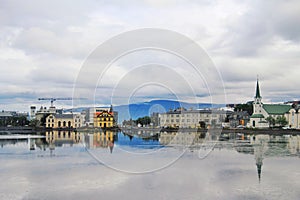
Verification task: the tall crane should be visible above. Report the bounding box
[38,97,73,107]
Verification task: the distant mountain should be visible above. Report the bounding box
[66,100,224,124]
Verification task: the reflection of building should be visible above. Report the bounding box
[159,132,205,146]
[159,108,229,128]
[45,113,84,128]
[84,131,115,153]
[45,131,82,144]
[248,79,291,128]
[250,135,269,182]
[287,135,300,155]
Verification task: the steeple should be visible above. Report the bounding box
[255,78,261,99]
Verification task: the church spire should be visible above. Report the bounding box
[255,78,261,99]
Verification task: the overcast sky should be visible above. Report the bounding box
[1,0,300,111]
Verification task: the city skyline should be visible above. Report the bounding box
[1,0,300,112]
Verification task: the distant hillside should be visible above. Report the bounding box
[66,100,224,123]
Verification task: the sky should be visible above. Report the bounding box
[1,0,300,112]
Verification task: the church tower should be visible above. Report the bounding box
[253,78,263,114]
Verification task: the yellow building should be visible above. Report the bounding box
[94,110,115,128]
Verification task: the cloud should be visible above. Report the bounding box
[0,0,300,111]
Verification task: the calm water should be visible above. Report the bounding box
[0,131,300,200]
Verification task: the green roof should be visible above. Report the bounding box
[263,104,291,115]
[251,114,265,118]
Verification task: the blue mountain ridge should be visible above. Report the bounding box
[66,100,224,123]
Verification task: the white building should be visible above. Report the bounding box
[159,108,229,128]
[285,108,300,129]
[45,113,84,128]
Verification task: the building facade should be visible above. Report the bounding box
[45,113,84,128]
[159,108,229,128]
[85,106,118,127]
[285,107,300,129]
[94,110,115,128]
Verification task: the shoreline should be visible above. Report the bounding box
[1,126,300,135]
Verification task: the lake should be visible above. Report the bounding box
[1,130,300,200]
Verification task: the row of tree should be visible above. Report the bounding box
[266,116,288,127]
[0,116,29,127]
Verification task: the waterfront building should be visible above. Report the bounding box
[85,105,118,127]
[159,108,230,128]
[45,113,84,128]
[228,111,250,128]
[248,79,291,128]
[285,107,300,129]
[33,105,63,125]
[94,110,115,128]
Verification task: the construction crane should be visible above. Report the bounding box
[38,97,74,107]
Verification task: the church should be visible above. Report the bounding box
[247,79,291,128]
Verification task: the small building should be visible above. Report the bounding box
[85,105,118,127]
[94,110,115,128]
[228,111,250,128]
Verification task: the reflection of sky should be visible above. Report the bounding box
[116,132,161,149]
[0,134,300,200]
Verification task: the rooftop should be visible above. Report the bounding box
[263,104,291,115]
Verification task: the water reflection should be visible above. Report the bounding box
[84,131,116,153]
[1,131,300,199]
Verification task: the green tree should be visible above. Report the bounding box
[136,116,151,126]
[266,116,275,127]
[275,116,288,127]
[234,103,253,115]
[29,119,41,128]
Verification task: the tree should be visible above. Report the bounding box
[136,116,151,126]
[29,119,41,128]
[275,116,288,127]
[266,116,275,127]
[234,103,253,115]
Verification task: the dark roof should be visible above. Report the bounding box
[255,79,262,98]
[263,104,291,115]
[251,114,265,118]
[49,114,74,119]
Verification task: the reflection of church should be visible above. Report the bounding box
[84,131,115,153]
[251,135,269,182]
